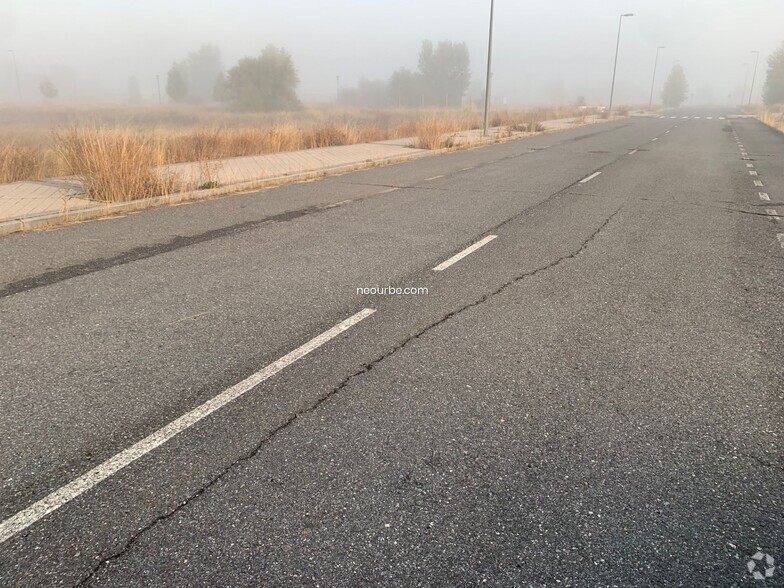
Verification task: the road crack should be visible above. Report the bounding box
[75,205,623,586]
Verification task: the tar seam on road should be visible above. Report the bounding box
[0,309,376,547]
[74,204,625,587]
[0,201,359,300]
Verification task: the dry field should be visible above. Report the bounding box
[759,107,784,133]
[0,104,598,200]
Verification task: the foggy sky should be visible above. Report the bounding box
[3,0,783,107]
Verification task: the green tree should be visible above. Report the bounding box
[39,76,58,99]
[763,42,784,106]
[187,44,223,103]
[225,45,301,111]
[417,40,471,107]
[388,67,425,108]
[166,63,189,103]
[661,64,689,108]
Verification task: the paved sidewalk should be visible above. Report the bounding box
[0,116,607,236]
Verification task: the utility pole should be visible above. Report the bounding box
[748,50,759,106]
[156,74,162,105]
[741,62,749,106]
[608,13,633,115]
[336,75,340,104]
[8,50,21,101]
[482,0,495,137]
[648,46,666,108]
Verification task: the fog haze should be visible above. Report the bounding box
[3,0,783,106]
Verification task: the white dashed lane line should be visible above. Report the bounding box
[0,308,377,544]
[755,180,764,187]
[424,175,444,181]
[750,171,758,176]
[766,209,780,220]
[759,192,770,201]
[433,235,498,271]
[579,171,602,184]
[651,137,658,142]
[627,150,638,155]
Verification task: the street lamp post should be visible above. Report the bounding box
[156,74,162,105]
[608,13,633,115]
[8,50,21,101]
[336,75,340,104]
[648,45,666,108]
[748,50,760,106]
[741,62,749,106]
[482,0,495,137]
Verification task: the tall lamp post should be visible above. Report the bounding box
[156,74,162,105]
[482,0,495,137]
[747,50,759,106]
[608,13,633,115]
[741,62,749,106]
[648,45,666,108]
[8,50,21,101]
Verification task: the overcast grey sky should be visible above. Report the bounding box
[2,0,783,106]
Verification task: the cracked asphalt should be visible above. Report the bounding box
[0,111,782,587]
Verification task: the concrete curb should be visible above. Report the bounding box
[0,149,433,237]
[0,116,616,238]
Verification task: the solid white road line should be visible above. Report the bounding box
[0,308,376,545]
[766,209,780,220]
[424,175,444,181]
[755,180,764,187]
[579,171,602,184]
[759,192,770,201]
[628,149,638,155]
[433,235,497,271]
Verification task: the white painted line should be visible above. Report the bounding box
[778,234,784,248]
[579,171,602,184]
[754,180,764,187]
[759,192,770,201]
[628,149,638,155]
[651,137,659,141]
[746,163,754,168]
[0,308,376,544]
[742,153,748,157]
[749,170,758,176]
[682,116,689,119]
[719,117,726,120]
[321,199,353,209]
[665,130,670,134]
[433,235,497,271]
[424,175,444,181]
[707,117,713,120]
[659,116,666,119]
[460,167,474,171]
[694,116,701,119]
[379,187,399,194]
[766,209,780,220]
[670,116,677,119]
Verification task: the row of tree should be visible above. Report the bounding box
[160,40,471,112]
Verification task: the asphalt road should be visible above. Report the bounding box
[0,111,782,587]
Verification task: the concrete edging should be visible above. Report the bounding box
[0,149,432,237]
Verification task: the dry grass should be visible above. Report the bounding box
[0,103,601,201]
[54,128,175,202]
[760,107,784,133]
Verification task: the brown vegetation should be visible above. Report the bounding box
[0,103,601,199]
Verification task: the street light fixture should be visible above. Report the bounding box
[8,50,21,101]
[482,0,495,137]
[748,50,760,106]
[608,12,633,115]
[648,45,666,108]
